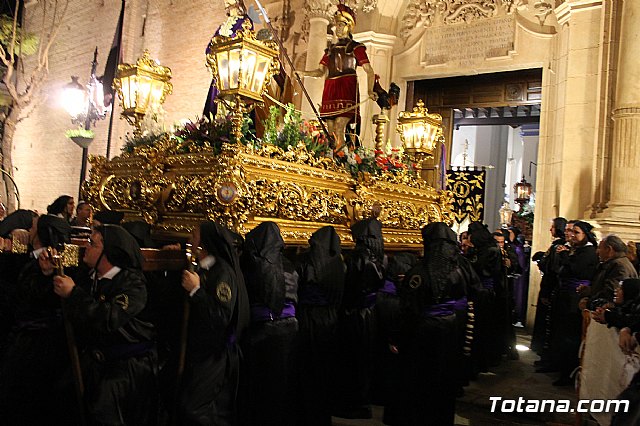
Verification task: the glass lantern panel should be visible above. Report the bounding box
[251,56,269,94]
[241,49,257,91]
[135,75,153,112]
[149,80,165,110]
[120,77,133,110]
[217,51,230,90]
[229,48,241,89]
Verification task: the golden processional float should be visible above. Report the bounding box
[83,13,452,251]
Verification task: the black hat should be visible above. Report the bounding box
[0,209,36,237]
[122,221,156,249]
[94,210,125,225]
[96,224,143,269]
[37,214,72,247]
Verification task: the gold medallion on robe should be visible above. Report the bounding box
[216,282,232,303]
[408,274,422,289]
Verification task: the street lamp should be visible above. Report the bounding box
[113,50,173,137]
[205,18,280,143]
[62,47,107,199]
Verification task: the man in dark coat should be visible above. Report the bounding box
[0,214,77,425]
[396,222,480,426]
[0,209,38,357]
[581,234,638,310]
[179,221,250,426]
[334,217,385,419]
[295,226,346,426]
[53,224,158,425]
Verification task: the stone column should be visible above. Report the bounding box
[301,1,331,119]
[604,0,640,221]
[353,31,397,148]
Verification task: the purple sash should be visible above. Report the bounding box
[251,302,296,322]
[423,297,468,317]
[561,279,591,291]
[379,279,397,296]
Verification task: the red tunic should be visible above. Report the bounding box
[319,43,370,120]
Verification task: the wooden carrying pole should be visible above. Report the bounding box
[50,247,86,426]
[173,243,198,424]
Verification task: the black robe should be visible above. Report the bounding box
[550,243,598,380]
[179,259,241,426]
[240,222,299,426]
[531,237,565,354]
[65,268,158,426]
[0,260,77,425]
[295,226,345,426]
[395,237,478,426]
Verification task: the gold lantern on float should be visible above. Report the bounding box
[205,18,279,143]
[396,99,443,161]
[113,50,173,136]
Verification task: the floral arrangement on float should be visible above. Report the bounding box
[120,103,416,181]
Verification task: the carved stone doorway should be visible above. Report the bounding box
[408,68,542,231]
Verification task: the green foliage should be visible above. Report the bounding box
[262,104,331,157]
[0,15,39,56]
[64,128,95,139]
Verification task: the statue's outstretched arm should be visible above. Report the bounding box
[362,63,378,101]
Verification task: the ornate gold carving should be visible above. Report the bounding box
[86,140,452,249]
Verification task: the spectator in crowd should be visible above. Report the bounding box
[47,195,75,223]
[580,234,638,311]
[71,201,92,227]
[532,218,567,367]
[550,220,598,386]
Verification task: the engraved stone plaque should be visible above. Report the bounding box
[422,16,515,68]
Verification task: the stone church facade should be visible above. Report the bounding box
[12,0,640,323]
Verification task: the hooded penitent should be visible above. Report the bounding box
[243,221,286,315]
[307,225,345,306]
[420,222,463,304]
[200,221,250,337]
[351,217,384,263]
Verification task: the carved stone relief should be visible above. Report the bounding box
[400,0,557,41]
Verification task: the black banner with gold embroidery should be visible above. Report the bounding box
[446,168,486,225]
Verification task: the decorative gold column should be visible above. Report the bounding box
[372,113,389,155]
[604,0,640,222]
